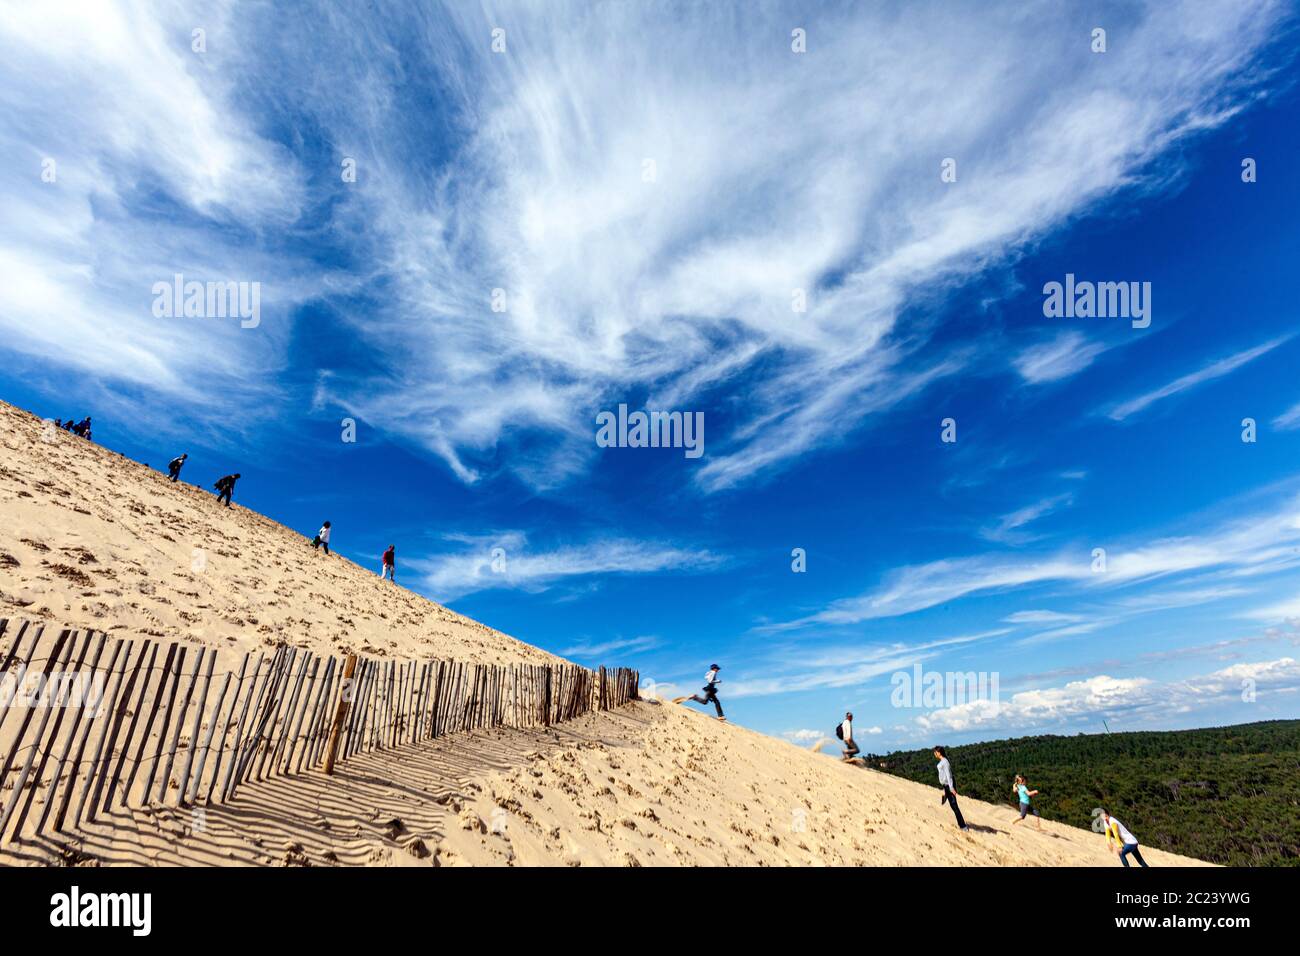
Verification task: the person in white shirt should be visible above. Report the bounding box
[1100,809,1148,867]
[676,664,725,720]
[312,520,332,555]
[839,712,859,761]
[934,746,968,830]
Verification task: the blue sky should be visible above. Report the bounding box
[2,1,1299,751]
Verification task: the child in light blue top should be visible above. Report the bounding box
[1012,774,1042,830]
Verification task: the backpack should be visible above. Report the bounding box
[835,723,844,740]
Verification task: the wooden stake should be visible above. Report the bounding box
[322,654,358,775]
[100,641,159,811]
[13,631,93,840]
[0,630,76,841]
[141,646,187,804]
[201,652,249,804]
[85,639,152,821]
[175,648,216,805]
[186,669,230,805]
[217,652,265,803]
[281,655,320,774]
[156,647,203,804]
[70,638,133,828]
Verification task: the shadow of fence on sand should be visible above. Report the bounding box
[0,617,639,864]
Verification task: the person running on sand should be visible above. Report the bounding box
[1100,809,1149,867]
[935,746,968,831]
[313,521,332,555]
[168,453,188,482]
[674,664,725,720]
[381,545,396,581]
[214,473,240,507]
[1012,774,1042,830]
[838,711,860,761]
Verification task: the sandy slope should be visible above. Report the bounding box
[0,400,556,664]
[0,398,1209,867]
[445,700,1210,867]
[0,698,1208,867]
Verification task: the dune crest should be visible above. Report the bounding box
[0,401,554,665]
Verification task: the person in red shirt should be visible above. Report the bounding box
[381,545,396,581]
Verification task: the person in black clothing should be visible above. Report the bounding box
[214,473,240,507]
[168,454,188,482]
[675,664,725,720]
[934,746,967,830]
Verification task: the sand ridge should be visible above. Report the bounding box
[0,698,1210,867]
[0,400,557,665]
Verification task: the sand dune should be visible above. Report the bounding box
[443,700,1210,867]
[0,400,555,665]
[0,399,1209,866]
[0,698,1209,867]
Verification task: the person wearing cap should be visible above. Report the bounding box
[678,664,725,720]
[168,453,188,482]
[839,711,859,761]
[1100,809,1148,867]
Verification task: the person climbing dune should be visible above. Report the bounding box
[381,544,396,581]
[312,520,332,555]
[673,664,725,720]
[837,711,859,761]
[167,453,188,482]
[1012,774,1042,830]
[214,472,240,507]
[935,746,968,831]
[1100,809,1149,867]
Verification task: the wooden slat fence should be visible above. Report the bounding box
[0,617,639,845]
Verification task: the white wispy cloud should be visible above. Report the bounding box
[293,0,1288,491]
[981,492,1074,543]
[1013,331,1107,384]
[772,491,1300,629]
[1272,401,1300,430]
[559,635,661,660]
[3,1,1288,486]
[1107,336,1292,421]
[782,729,824,744]
[0,2,323,428]
[411,532,725,600]
[1003,610,1084,625]
[727,629,1010,699]
[1243,595,1300,621]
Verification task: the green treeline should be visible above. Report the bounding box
[867,720,1300,866]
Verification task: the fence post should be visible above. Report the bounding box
[323,654,358,775]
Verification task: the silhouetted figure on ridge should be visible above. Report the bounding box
[214,473,240,507]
